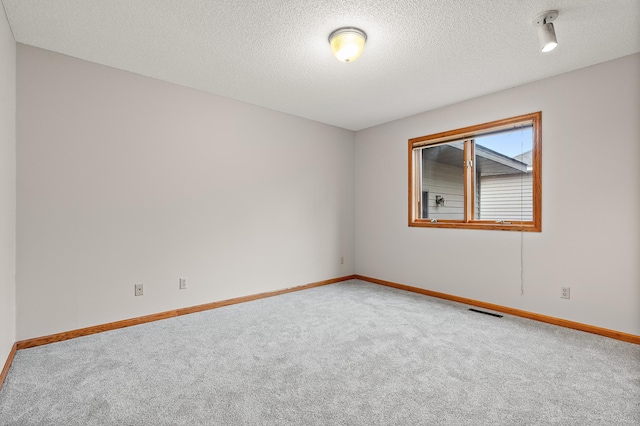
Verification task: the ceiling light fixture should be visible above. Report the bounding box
[533,10,559,53]
[328,27,367,63]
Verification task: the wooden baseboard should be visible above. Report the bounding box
[0,343,17,391]
[354,275,640,345]
[14,272,636,352]
[16,275,356,350]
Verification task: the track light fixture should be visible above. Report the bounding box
[533,10,559,53]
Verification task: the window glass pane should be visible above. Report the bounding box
[474,127,533,221]
[420,141,465,220]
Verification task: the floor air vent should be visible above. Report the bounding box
[468,308,503,318]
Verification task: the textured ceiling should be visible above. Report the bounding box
[2,0,639,131]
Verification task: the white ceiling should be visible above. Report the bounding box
[2,0,639,131]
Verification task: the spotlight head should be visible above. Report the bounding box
[533,10,559,53]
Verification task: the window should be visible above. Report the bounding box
[408,112,541,232]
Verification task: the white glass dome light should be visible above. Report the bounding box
[329,27,367,63]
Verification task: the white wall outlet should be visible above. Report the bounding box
[179,278,187,290]
[135,284,144,296]
[561,287,570,299]
[340,256,344,265]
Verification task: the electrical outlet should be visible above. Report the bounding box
[179,278,187,290]
[561,287,570,299]
[135,284,144,296]
[340,256,344,265]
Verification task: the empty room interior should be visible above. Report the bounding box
[1,1,639,424]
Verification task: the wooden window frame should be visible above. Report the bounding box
[408,112,542,232]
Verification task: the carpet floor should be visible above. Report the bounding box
[1,280,639,425]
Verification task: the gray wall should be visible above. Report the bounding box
[8,44,640,344]
[16,45,355,340]
[355,53,640,335]
[0,8,16,364]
